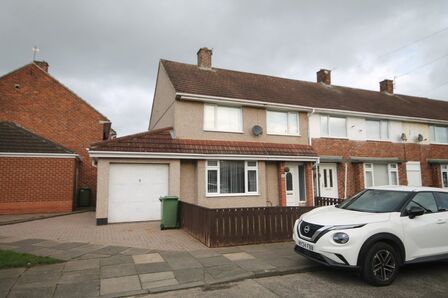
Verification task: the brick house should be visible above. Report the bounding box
[0,61,113,213]
[89,48,448,224]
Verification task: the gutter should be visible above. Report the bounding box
[0,152,79,159]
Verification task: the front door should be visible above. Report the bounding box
[442,165,448,188]
[319,163,338,198]
[285,163,306,206]
[407,161,422,187]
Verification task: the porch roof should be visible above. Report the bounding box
[89,127,318,159]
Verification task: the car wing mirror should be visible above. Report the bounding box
[408,206,425,219]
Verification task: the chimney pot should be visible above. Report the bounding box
[33,61,49,72]
[317,69,331,85]
[380,79,394,94]
[197,47,213,69]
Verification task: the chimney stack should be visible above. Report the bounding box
[380,79,394,94]
[33,61,49,72]
[197,47,212,69]
[317,69,331,85]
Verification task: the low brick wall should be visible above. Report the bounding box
[0,157,76,214]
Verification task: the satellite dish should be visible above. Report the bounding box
[401,133,407,141]
[417,134,424,142]
[252,125,263,136]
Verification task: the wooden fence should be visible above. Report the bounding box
[314,196,343,206]
[179,202,313,247]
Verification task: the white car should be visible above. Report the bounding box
[293,186,448,286]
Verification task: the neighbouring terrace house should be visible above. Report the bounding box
[89,48,448,224]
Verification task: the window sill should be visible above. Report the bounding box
[430,142,448,146]
[203,129,244,134]
[366,139,392,143]
[320,136,349,140]
[267,133,301,137]
[206,193,260,198]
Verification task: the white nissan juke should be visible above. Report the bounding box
[293,186,448,286]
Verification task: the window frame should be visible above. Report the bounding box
[441,164,448,188]
[266,110,300,136]
[320,115,347,138]
[203,104,243,133]
[366,119,390,141]
[364,163,399,187]
[205,160,259,197]
[404,191,439,215]
[429,125,448,145]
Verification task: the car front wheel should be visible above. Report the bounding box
[361,242,400,286]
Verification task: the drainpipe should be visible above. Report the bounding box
[307,108,316,146]
[312,157,320,204]
[344,162,348,199]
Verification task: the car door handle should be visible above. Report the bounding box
[436,219,447,224]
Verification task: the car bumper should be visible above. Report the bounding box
[294,245,359,269]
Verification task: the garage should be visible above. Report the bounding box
[108,163,169,223]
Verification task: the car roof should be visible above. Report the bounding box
[367,185,448,193]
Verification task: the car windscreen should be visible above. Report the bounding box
[340,190,410,213]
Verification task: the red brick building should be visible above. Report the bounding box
[0,62,113,213]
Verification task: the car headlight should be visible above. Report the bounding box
[333,232,350,244]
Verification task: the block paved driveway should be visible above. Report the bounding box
[0,237,318,298]
[0,212,205,251]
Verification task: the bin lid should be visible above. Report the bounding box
[159,196,179,201]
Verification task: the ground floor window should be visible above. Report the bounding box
[364,163,399,187]
[442,165,448,188]
[206,160,258,196]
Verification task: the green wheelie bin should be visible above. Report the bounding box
[159,196,179,230]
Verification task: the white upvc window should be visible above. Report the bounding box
[366,119,389,140]
[364,163,399,187]
[206,160,258,196]
[266,111,299,135]
[429,125,448,144]
[204,104,243,132]
[320,115,347,138]
[442,164,448,188]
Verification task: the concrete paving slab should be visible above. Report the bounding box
[12,246,36,253]
[54,280,99,298]
[188,249,220,259]
[223,252,255,261]
[133,253,164,264]
[6,239,45,246]
[48,250,86,261]
[211,247,243,254]
[0,267,25,279]
[59,268,99,284]
[120,247,152,256]
[16,271,61,286]
[234,259,276,272]
[173,268,204,284]
[140,271,178,290]
[197,256,232,267]
[94,246,128,255]
[64,259,100,272]
[32,240,63,248]
[78,253,110,260]
[136,262,172,274]
[28,247,63,257]
[205,264,250,281]
[101,263,137,279]
[8,285,55,298]
[70,243,105,255]
[0,278,16,294]
[148,281,205,294]
[100,275,141,296]
[26,263,65,274]
[161,252,202,270]
[52,242,86,250]
[100,254,134,266]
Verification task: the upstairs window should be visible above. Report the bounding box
[429,125,448,144]
[321,115,347,138]
[204,104,242,132]
[366,120,389,140]
[267,111,299,135]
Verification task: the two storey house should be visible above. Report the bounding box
[89,48,448,225]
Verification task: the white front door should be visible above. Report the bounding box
[108,163,169,223]
[319,163,338,198]
[285,163,299,206]
[407,161,422,187]
[441,165,448,188]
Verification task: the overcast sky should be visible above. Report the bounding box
[1,0,448,135]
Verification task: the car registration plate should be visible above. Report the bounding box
[298,240,314,251]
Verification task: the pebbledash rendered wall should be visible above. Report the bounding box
[0,157,76,214]
[0,63,110,205]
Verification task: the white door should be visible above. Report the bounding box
[108,163,168,223]
[402,192,447,259]
[319,163,338,198]
[285,163,299,206]
[441,165,448,188]
[407,161,422,187]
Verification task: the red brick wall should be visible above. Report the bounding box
[0,157,76,214]
[313,138,448,198]
[278,161,286,207]
[0,64,109,204]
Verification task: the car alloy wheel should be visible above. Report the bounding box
[372,249,396,282]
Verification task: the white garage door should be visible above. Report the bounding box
[108,163,168,223]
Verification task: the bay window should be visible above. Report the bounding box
[267,111,299,135]
[366,120,389,140]
[429,125,448,144]
[204,104,242,132]
[206,160,258,196]
[364,163,399,187]
[321,115,347,138]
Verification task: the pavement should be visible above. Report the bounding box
[0,236,319,297]
[145,260,448,297]
[0,209,92,226]
[0,212,205,251]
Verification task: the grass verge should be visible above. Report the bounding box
[0,249,62,269]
